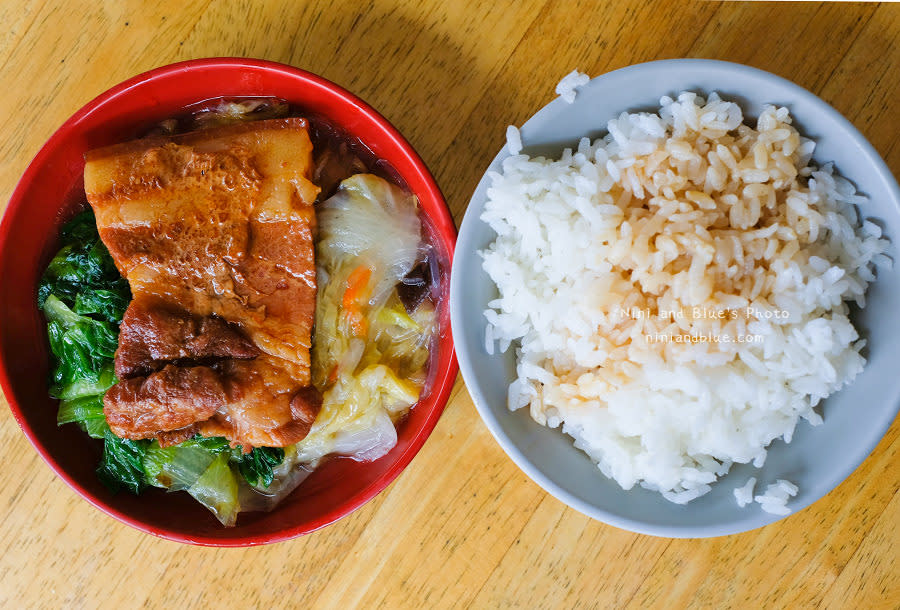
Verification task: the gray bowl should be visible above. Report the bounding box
[450,59,900,537]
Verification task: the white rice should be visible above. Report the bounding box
[506,125,523,156]
[555,70,590,103]
[755,479,799,514]
[480,91,889,504]
[734,477,756,508]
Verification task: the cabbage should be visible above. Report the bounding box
[313,174,433,387]
[188,454,241,527]
[317,174,422,307]
[300,174,436,466]
[143,443,217,491]
[294,369,406,464]
[331,409,398,462]
[142,438,287,523]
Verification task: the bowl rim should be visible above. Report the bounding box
[0,57,458,546]
[450,57,900,538]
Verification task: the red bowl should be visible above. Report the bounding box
[0,58,458,546]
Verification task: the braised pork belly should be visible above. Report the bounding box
[85,118,322,450]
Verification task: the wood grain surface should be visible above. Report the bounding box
[1,1,898,608]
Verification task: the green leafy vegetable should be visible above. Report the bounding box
[96,429,149,495]
[44,295,118,399]
[56,394,106,425]
[188,454,241,527]
[81,418,110,440]
[234,446,285,488]
[38,211,130,318]
[143,442,217,491]
[40,210,142,494]
[151,434,285,488]
[73,288,130,323]
[57,395,109,439]
[178,435,234,454]
[60,209,100,244]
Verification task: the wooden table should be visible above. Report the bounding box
[1,1,898,608]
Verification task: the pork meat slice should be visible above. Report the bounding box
[115,297,260,379]
[197,357,323,450]
[104,365,226,439]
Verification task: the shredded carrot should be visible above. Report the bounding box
[342,266,371,309]
[342,265,372,336]
[347,310,368,336]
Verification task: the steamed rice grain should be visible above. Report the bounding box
[755,479,799,514]
[506,125,523,156]
[555,70,590,104]
[734,477,757,508]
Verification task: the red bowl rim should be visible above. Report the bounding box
[0,57,459,546]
